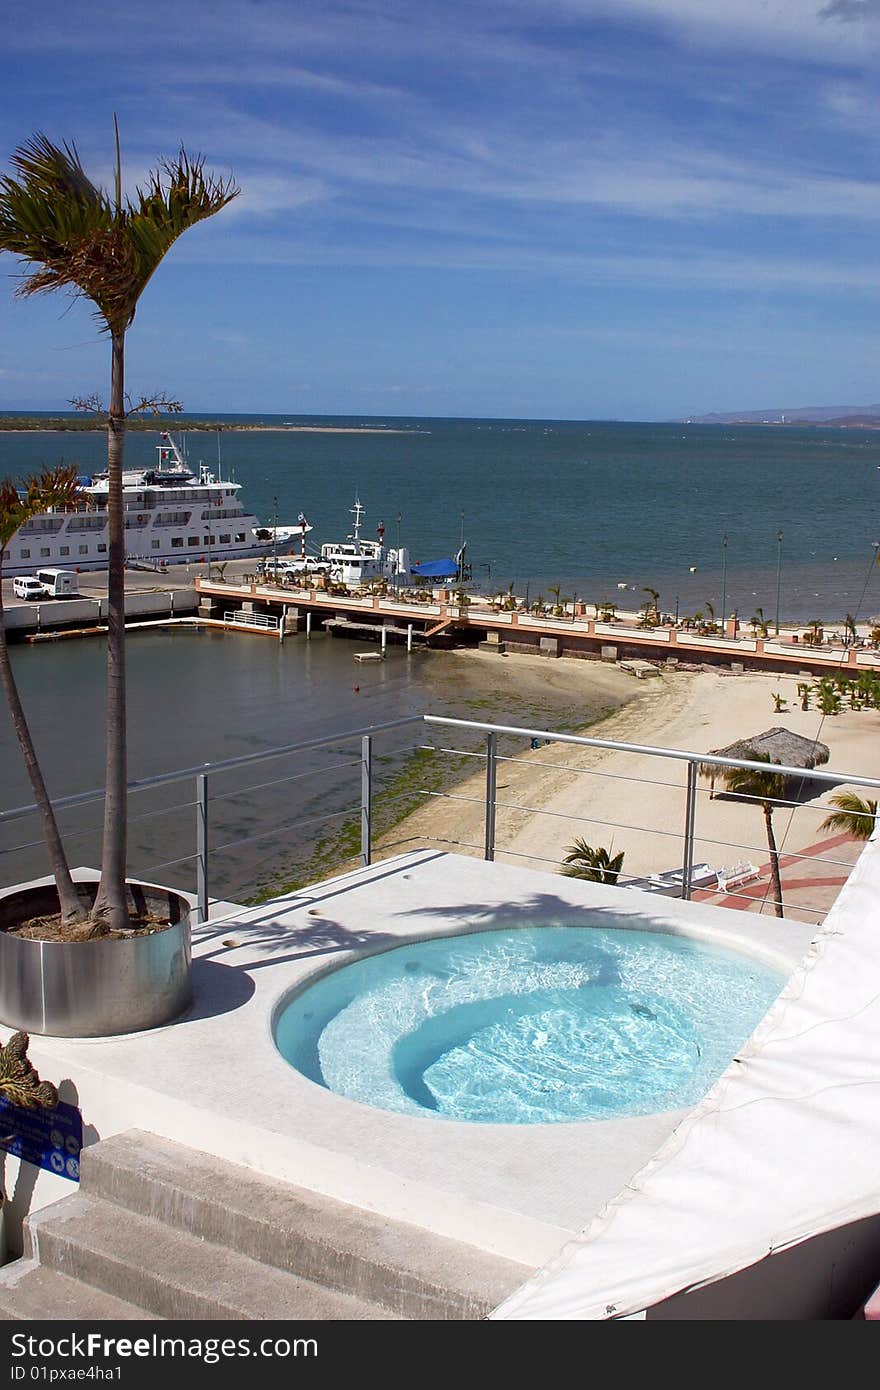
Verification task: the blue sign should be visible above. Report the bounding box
[0,1097,82,1181]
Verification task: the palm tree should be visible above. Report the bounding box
[0,467,85,925]
[820,792,878,841]
[720,753,788,918]
[643,586,660,622]
[0,126,238,930]
[561,839,625,884]
[751,607,768,639]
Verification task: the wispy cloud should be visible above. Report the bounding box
[2,1,880,415]
[820,0,880,20]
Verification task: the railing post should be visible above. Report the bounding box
[361,734,372,867]
[681,760,698,900]
[484,731,497,861]
[196,772,209,924]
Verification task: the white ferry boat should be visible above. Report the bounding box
[319,498,410,588]
[4,433,291,577]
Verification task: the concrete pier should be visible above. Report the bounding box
[193,576,880,678]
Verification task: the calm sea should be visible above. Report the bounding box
[3,413,879,624]
[2,414,878,901]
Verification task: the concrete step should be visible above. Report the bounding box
[0,1259,160,1321]
[25,1194,399,1321]
[82,1131,529,1320]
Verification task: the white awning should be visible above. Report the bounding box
[493,833,880,1320]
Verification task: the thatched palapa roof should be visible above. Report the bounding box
[701,727,830,786]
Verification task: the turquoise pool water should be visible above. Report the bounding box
[274,927,785,1125]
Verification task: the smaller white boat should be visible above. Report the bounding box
[319,498,409,588]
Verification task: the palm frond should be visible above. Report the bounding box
[820,792,878,841]
[720,752,789,803]
[561,838,625,883]
[0,465,80,550]
[0,132,239,333]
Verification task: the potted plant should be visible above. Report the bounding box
[0,125,237,1035]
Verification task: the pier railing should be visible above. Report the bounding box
[1,714,878,925]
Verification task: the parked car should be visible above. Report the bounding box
[12,576,46,601]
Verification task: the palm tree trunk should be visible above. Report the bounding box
[0,560,85,924]
[92,331,128,929]
[763,802,784,918]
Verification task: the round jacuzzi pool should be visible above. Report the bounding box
[274,926,785,1125]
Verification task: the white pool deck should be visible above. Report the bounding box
[16,852,816,1270]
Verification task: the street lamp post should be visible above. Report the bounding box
[721,533,728,633]
[273,496,278,574]
[775,529,783,635]
[396,512,402,594]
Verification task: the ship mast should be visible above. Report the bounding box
[349,497,364,546]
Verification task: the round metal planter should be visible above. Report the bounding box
[0,882,192,1038]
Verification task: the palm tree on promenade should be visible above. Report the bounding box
[0,467,85,925]
[820,792,878,842]
[719,754,788,918]
[0,125,238,930]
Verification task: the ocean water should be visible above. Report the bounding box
[3,413,879,624]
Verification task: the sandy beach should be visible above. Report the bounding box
[378,650,880,923]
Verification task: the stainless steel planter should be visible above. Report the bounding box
[0,882,192,1037]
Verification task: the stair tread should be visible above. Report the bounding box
[82,1130,527,1314]
[30,1194,402,1320]
[0,1258,162,1321]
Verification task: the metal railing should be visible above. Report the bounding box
[222,610,280,631]
[1,714,878,924]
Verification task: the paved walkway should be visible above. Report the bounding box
[693,829,861,923]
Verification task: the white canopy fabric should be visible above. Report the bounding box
[492,834,880,1320]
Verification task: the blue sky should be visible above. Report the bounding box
[1,0,880,420]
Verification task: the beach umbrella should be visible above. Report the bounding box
[700,727,830,798]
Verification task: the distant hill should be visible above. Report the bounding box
[683,404,880,427]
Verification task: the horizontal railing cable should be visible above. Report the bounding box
[207,758,362,803]
[210,805,355,857]
[0,714,423,825]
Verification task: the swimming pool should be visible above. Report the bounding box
[274,925,785,1125]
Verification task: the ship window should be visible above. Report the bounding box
[20,549,30,559]
[220,534,231,544]
[171,538,183,548]
[79,545,88,555]
[152,539,161,549]
[40,547,50,557]
[97,544,107,553]
[203,535,216,546]
[60,546,70,556]
[235,533,245,543]
[188,537,200,547]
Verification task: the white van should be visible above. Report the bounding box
[12,576,46,601]
[35,568,78,598]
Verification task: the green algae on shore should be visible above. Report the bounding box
[247,649,635,900]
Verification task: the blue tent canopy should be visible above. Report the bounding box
[409,557,460,580]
